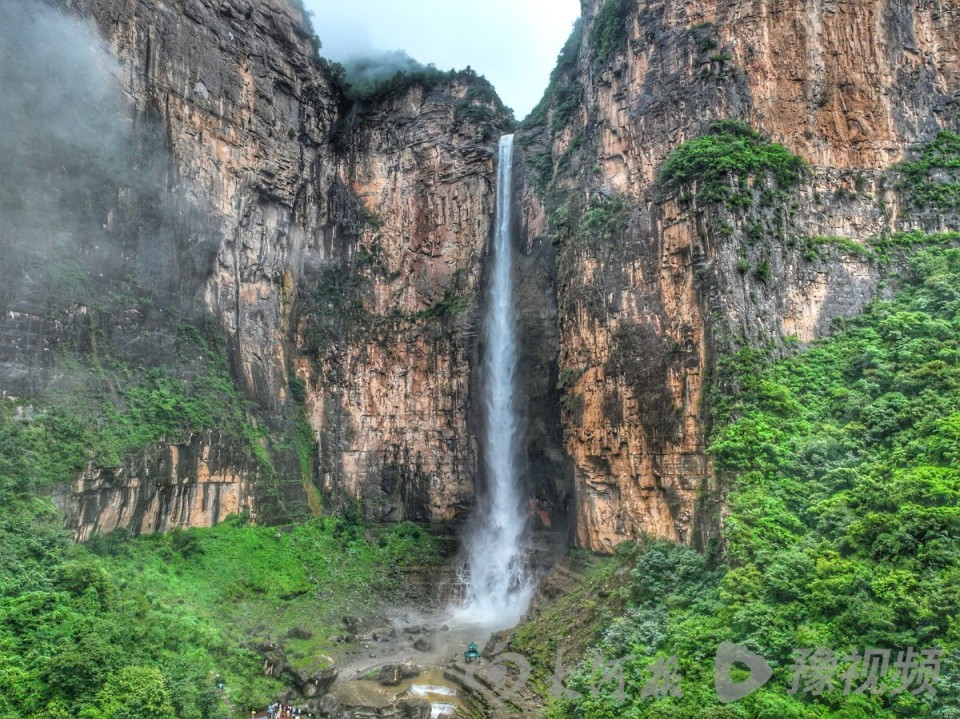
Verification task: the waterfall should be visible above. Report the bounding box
[459,134,533,628]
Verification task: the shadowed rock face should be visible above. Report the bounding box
[0,0,346,532]
[515,0,960,552]
[1,0,523,535]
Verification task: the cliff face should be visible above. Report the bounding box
[67,0,341,417]
[519,0,960,552]
[7,0,958,552]
[1,0,517,536]
[297,82,507,522]
[582,0,959,192]
[67,431,259,541]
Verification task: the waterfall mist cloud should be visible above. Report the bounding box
[0,0,127,237]
[304,0,581,118]
[0,0,216,393]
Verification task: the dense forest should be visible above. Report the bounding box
[513,241,960,717]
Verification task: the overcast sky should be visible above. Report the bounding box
[304,0,582,118]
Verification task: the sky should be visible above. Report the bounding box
[304,0,582,118]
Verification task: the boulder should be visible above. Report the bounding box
[286,626,313,640]
[398,697,432,719]
[412,638,432,652]
[295,656,338,698]
[262,647,288,678]
[378,664,402,686]
[316,693,338,717]
[372,628,396,642]
[399,662,421,679]
[342,616,360,632]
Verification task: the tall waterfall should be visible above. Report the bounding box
[460,134,533,628]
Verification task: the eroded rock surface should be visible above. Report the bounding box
[519,0,960,551]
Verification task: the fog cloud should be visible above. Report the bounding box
[0,0,215,393]
[304,0,581,118]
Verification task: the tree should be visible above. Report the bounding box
[81,666,175,719]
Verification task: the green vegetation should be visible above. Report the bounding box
[527,19,585,131]
[591,0,632,63]
[529,245,960,718]
[753,260,770,282]
[577,194,630,248]
[0,317,444,717]
[800,235,877,261]
[511,550,630,696]
[872,230,960,256]
[0,324,264,487]
[521,19,585,189]
[896,130,960,210]
[345,63,513,131]
[411,291,473,321]
[455,83,515,139]
[556,193,631,319]
[659,120,807,210]
[0,491,442,719]
[344,63,456,104]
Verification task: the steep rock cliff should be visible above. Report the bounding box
[295,79,511,522]
[519,0,960,552]
[1,0,514,536]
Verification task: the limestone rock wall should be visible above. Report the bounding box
[519,0,960,552]
[296,84,509,522]
[66,0,342,417]
[68,432,259,541]
[4,0,512,536]
[582,0,959,195]
[13,0,958,552]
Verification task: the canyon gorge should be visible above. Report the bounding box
[3,0,960,716]
[5,0,954,552]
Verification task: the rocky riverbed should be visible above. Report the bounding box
[297,608,512,719]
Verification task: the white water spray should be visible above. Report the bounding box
[459,135,533,628]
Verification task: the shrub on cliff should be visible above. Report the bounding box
[591,0,632,63]
[533,243,960,718]
[896,130,960,210]
[659,119,807,210]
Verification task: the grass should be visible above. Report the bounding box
[93,516,442,666]
[0,504,446,719]
[510,550,629,695]
[800,235,877,261]
[0,302,450,718]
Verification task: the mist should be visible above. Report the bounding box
[304,0,581,117]
[0,0,127,253]
[0,0,215,395]
[340,49,441,91]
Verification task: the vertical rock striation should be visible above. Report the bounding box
[8,0,958,552]
[297,80,510,522]
[519,0,960,552]
[2,0,513,536]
